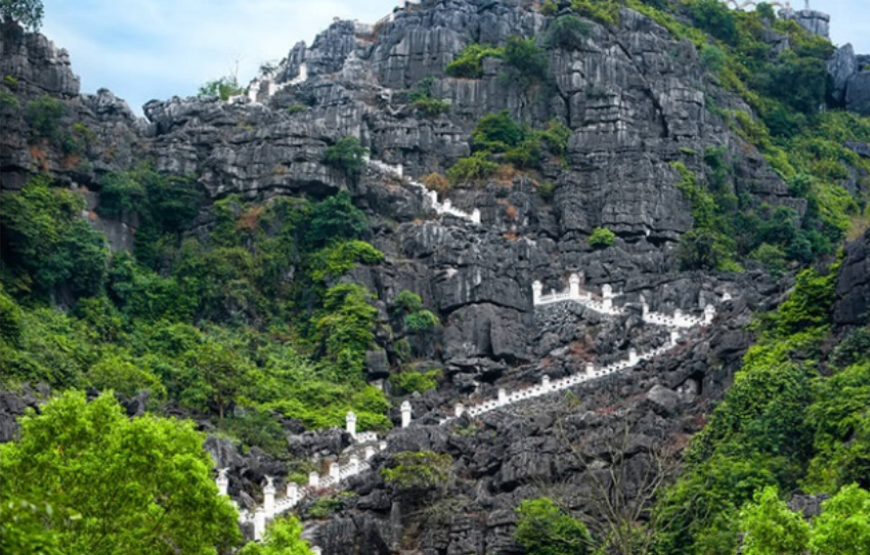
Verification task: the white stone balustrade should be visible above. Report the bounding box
[227,266,720,543]
[365,158,480,224]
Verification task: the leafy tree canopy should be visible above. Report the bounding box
[0,390,241,555]
[1,0,43,30]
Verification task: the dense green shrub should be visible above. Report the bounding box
[503,36,549,84]
[571,0,620,26]
[382,451,453,494]
[541,0,558,16]
[303,191,368,249]
[445,43,503,78]
[404,310,439,333]
[447,151,500,184]
[315,284,378,375]
[197,75,244,100]
[237,516,313,555]
[24,95,65,141]
[588,227,615,249]
[409,77,450,118]
[514,498,591,555]
[687,0,738,45]
[544,15,591,50]
[323,136,367,177]
[390,369,439,395]
[393,290,423,313]
[472,110,526,152]
[0,176,108,299]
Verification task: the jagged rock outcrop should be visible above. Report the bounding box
[834,227,870,326]
[827,43,870,116]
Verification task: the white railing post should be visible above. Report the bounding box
[586,362,595,376]
[602,284,613,298]
[670,330,680,346]
[471,208,481,224]
[365,445,376,460]
[455,403,465,418]
[498,388,507,405]
[532,281,543,305]
[286,482,298,506]
[348,456,360,476]
[329,461,340,482]
[216,468,229,496]
[309,471,320,488]
[346,411,357,438]
[401,400,412,428]
[629,349,638,365]
[542,375,551,391]
[263,477,275,516]
[641,300,649,318]
[704,304,716,325]
[569,273,581,298]
[254,507,266,541]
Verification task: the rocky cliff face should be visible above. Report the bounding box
[1,1,868,552]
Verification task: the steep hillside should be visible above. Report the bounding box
[1,1,869,554]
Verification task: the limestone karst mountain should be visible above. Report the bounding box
[2,1,869,554]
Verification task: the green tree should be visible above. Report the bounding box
[198,75,244,100]
[809,484,870,555]
[0,176,108,300]
[187,340,251,419]
[238,516,313,555]
[0,0,44,30]
[738,486,810,555]
[315,284,378,375]
[304,191,368,248]
[588,227,615,249]
[0,390,241,555]
[514,498,591,555]
[323,136,367,177]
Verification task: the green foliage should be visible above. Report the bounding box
[677,228,731,271]
[393,290,423,313]
[382,451,453,494]
[96,171,145,218]
[749,243,787,275]
[809,484,870,555]
[541,0,558,16]
[315,284,378,375]
[447,151,500,184]
[502,36,549,84]
[390,369,439,395]
[409,77,450,118]
[0,391,241,555]
[653,259,853,555]
[588,226,615,249]
[472,110,526,152]
[308,240,384,282]
[545,15,591,50]
[514,498,591,555]
[238,516,313,555]
[445,43,503,78]
[304,492,356,520]
[0,176,108,300]
[404,310,439,333]
[570,0,620,26]
[738,486,810,555]
[303,191,368,249]
[700,44,727,73]
[24,95,65,141]
[285,104,307,115]
[805,362,870,492]
[323,136,367,177]
[0,0,44,30]
[687,0,738,45]
[197,75,244,100]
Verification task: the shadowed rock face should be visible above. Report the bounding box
[835,227,870,326]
